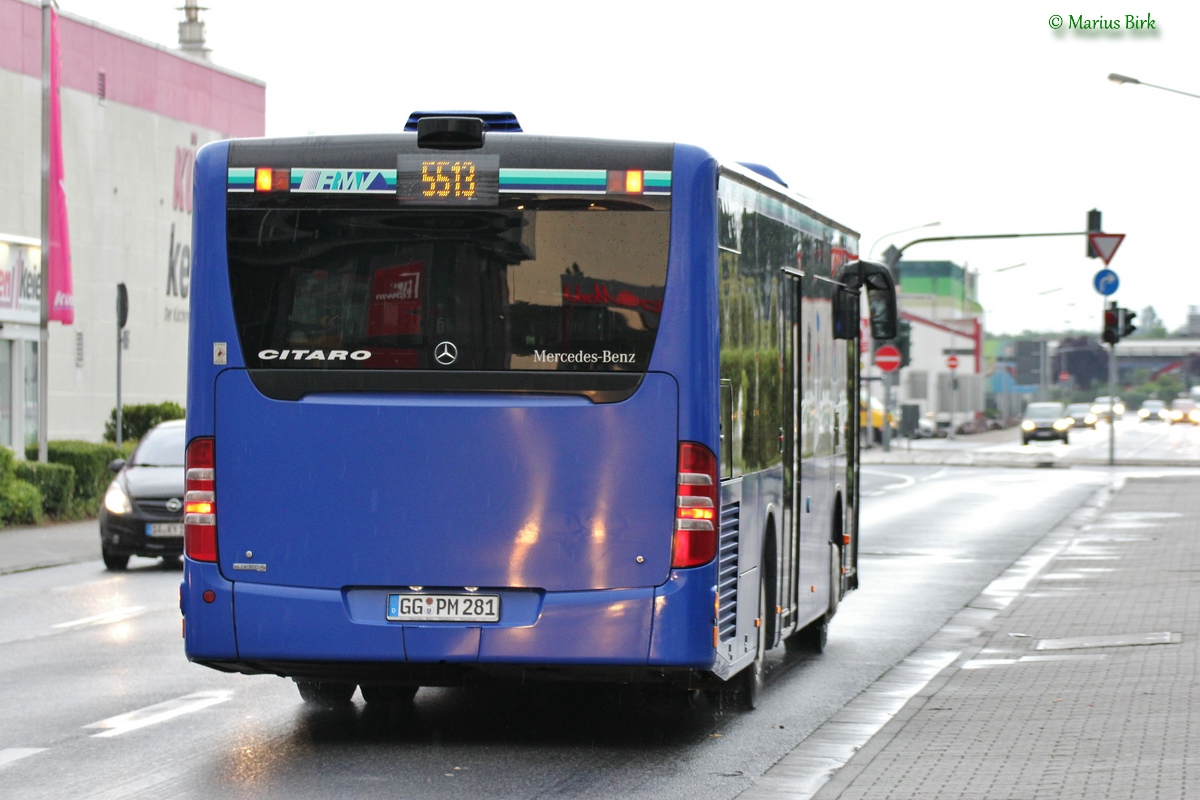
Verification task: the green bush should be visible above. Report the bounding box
[26,440,123,515]
[14,461,76,518]
[0,478,43,526]
[0,446,14,482]
[104,402,185,443]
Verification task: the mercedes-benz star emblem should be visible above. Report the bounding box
[434,341,458,366]
[166,498,182,513]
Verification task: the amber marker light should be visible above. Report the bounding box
[625,170,644,194]
[255,167,273,192]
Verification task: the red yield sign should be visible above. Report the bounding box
[1087,233,1125,266]
[946,355,960,370]
[875,344,902,373]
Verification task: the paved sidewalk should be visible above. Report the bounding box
[0,518,98,574]
[743,474,1200,799]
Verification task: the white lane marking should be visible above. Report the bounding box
[861,468,917,493]
[84,691,233,737]
[51,606,147,630]
[0,748,47,769]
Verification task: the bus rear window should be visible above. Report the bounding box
[227,204,668,373]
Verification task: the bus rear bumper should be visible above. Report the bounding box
[186,566,719,678]
[231,582,664,666]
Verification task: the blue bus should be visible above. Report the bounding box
[181,112,897,709]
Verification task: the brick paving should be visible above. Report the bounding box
[747,476,1200,799]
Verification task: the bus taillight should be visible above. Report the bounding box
[672,442,718,568]
[184,437,217,562]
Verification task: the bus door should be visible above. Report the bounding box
[781,269,802,632]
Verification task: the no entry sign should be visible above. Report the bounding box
[875,345,902,373]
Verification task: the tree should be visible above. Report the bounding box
[1052,336,1107,391]
[1133,306,1168,338]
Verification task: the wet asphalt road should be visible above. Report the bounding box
[0,465,1127,799]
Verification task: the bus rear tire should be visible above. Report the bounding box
[787,544,839,655]
[296,680,356,706]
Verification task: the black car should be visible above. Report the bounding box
[98,419,186,570]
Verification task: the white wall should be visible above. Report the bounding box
[1,68,224,442]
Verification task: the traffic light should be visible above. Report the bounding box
[895,319,912,367]
[1087,209,1102,258]
[1103,302,1120,344]
[1120,308,1137,338]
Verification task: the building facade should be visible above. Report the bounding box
[0,0,264,448]
[885,260,985,431]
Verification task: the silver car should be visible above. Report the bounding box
[1021,402,1071,445]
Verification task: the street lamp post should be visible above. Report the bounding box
[1108,73,1200,100]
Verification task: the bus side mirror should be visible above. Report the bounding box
[864,269,898,341]
[832,259,897,341]
[832,286,858,340]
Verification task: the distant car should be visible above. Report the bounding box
[1064,403,1097,429]
[98,419,186,571]
[1021,402,1071,445]
[914,416,945,439]
[1169,399,1200,426]
[1138,399,1168,423]
[1091,396,1125,422]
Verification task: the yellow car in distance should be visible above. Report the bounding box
[860,395,896,442]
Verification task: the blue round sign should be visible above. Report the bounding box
[1093,269,1119,296]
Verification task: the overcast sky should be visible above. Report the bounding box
[61,0,1200,335]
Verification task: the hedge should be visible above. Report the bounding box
[0,446,13,482]
[27,440,124,515]
[0,478,42,526]
[104,401,185,443]
[14,461,76,518]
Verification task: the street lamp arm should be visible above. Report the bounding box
[1108,72,1200,100]
[895,231,1090,258]
[1134,81,1200,100]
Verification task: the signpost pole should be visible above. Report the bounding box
[882,372,893,452]
[945,355,960,439]
[1108,340,1116,467]
[1089,235,1124,468]
[116,283,127,448]
[873,344,902,452]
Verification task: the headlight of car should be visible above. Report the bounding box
[1085,414,1097,425]
[1021,420,1036,431]
[1138,409,1149,418]
[1053,419,1071,431]
[103,480,132,515]
[1115,403,1125,415]
[1191,410,1200,423]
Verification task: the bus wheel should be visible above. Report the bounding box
[295,680,356,706]
[360,684,418,708]
[736,572,767,710]
[801,616,829,654]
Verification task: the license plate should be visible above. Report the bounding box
[386,593,500,622]
[146,523,184,538]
